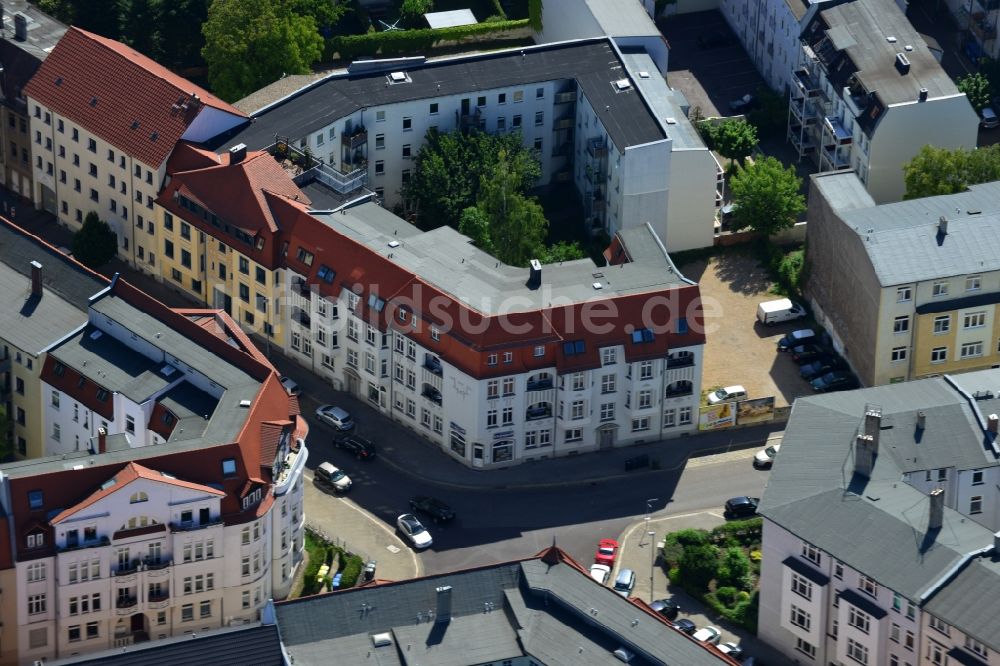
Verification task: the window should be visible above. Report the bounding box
[28,593,46,615]
[846,638,868,664]
[601,374,616,394]
[503,351,513,364]
[29,628,46,649]
[890,622,900,641]
[502,406,513,425]
[679,406,692,425]
[571,372,586,390]
[502,377,515,396]
[599,402,615,422]
[848,606,870,633]
[534,111,544,126]
[487,380,499,399]
[964,311,986,329]
[27,562,46,582]
[890,347,907,362]
[973,469,984,485]
[565,428,582,443]
[402,117,412,131]
[795,638,816,659]
[200,600,211,618]
[534,345,545,357]
[512,114,522,129]
[638,389,653,409]
[897,286,912,302]
[931,347,947,363]
[932,281,948,297]
[487,353,497,366]
[513,90,524,103]
[791,572,812,600]
[801,542,821,565]
[632,417,650,431]
[497,116,506,131]
[967,275,982,291]
[296,247,314,266]
[961,341,984,359]
[28,489,44,509]
[966,635,988,657]
[86,622,98,639]
[893,316,909,333]
[860,574,878,597]
[571,400,584,420]
[182,604,193,622]
[834,560,844,579]
[601,348,617,365]
[790,604,811,631]
[970,495,983,514]
[402,144,411,158]
[68,625,81,642]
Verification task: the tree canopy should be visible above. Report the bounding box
[699,118,758,165]
[957,72,992,114]
[202,0,331,102]
[903,144,1000,199]
[71,212,118,269]
[729,156,805,236]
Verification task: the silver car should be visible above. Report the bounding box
[612,568,635,597]
[315,405,355,432]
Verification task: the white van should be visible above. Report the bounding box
[757,298,807,325]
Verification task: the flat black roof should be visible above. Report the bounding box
[208,38,665,153]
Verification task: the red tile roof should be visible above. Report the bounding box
[24,28,245,167]
[50,462,224,524]
[41,355,114,421]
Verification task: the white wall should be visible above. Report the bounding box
[664,147,718,251]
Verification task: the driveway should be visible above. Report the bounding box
[681,253,814,408]
[659,10,765,118]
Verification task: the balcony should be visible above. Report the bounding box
[292,306,311,329]
[667,354,695,369]
[146,592,170,610]
[423,354,443,376]
[586,137,607,159]
[113,562,140,581]
[790,99,820,124]
[585,166,607,186]
[554,90,577,104]
[59,535,110,553]
[275,440,307,496]
[422,384,442,406]
[298,161,368,195]
[664,381,694,398]
[341,127,368,150]
[822,146,851,170]
[526,404,553,421]
[553,116,574,131]
[294,277,311,297]
[169,518,224,533]
[116,596,138,615]
[792,67,821,98]
[823,116,852,145]
[526,375,553,391]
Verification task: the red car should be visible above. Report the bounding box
[594,539,619,566]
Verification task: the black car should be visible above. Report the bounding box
[697,31,734,48]
[335,435,376,460]
[777,329,816,351]
[409,495,456,523]
[724,496,759,519]
[799,356,845,380]
[649,598,680,621]
[811,371,859,393]
[673,618,697,634]
[791,344,828,364]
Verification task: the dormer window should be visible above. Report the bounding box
[54,362,65,377]
[162,412,174,426]
[27,532,44,548]
[221,458,237,477]
[96,388,109,401]
[27,490,43,510]
[129,492,148,504]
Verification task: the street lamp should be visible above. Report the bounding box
[645,498,659,600]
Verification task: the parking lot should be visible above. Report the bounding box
[679,253,814,408]
[659,10,765,118]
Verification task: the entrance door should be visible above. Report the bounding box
[599,428,615,449]
[461,98,470,115]
[130,614,144,632]
[472,443,484,468]
[347,374,360,396]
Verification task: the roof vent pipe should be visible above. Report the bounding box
[527,259,542,290]
[919,87,928,102]
[229,143,247,163]
[988,414,999,433]
[916,411,926,430]
[30,260,42,298]
[938,216,948,236]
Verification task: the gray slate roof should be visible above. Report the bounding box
[923,555,1000,652]
[760,376,999,601]
[275,553,731,665]
[50,623,284,666]
[316,205,689,314]
[815,173,1000,286]
[210,38,665,154]
[817,0,957,106]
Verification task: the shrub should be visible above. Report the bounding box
[717,546,753,590]
[662,528,709,567]
[709,518,763,545]
[778,248,805,291]
[325,19,529,60]
[339,554,365,588]
[678,543,719,592]
[715,586,739,606]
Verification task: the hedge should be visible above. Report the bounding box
[709,517,763,546]
[704,589,759,633]
[325,19,530,60]
[339,553,365,588]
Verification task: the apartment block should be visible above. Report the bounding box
[758,371,1000,665]
[22,27,246,268]
[806,171,1000,386]
[210,37,721,252]
[0,265,307,663]
[787,0,977,203]
[0,3,66,200]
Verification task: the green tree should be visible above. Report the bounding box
[712,118,758,165]
[958,72,992,113]
[202,0,324,102]
[118,0,164,59]
[716,546,752,590]
[475,151,549,266]
[537,240,586,263]
[678,543,719,592]
[729,156,805,236]
[71,212,118,268]
[458,205,495,256]
[903,144,1000,199]
[400,0,433,27]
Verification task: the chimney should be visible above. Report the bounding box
[13,12,26,42]
[864,405,882,450]
[938,216,948,236]
[854,434,876,478]
[97,427,107,454]
[435,585,452,624]
[229,143,247,163]
[895,52,910,74]
[928,487,944,530]
[916,411,926,430]
[30,260,42,298]
[989,414,999,434]
[526,258,542,290]
[918,87,928,102]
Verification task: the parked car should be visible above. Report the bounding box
[729,93,757,112]
[336,434,376,460]
[777,328,816,351]
[724,496,759,519]
[315,405,355,432]
[396,513,433,549]
[697,31,734,48]
[791,344,828,364]
[753,443,781,469]
[811,370,859,393]
[594,538,619,566]
[692,626,722,645]
[279,376,301,396]
[799,356,845,380]
[718,642,743,658]
[612,568,636,597]
[314,462,352,493]
[673,618,697,634]
[409,495,455,523]
[757,298,807,325]
[982,106,999,129]
[589,563,611,585]
[707,385,747,405]
[649,598,680,621]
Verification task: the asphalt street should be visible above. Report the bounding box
[302,396,770,576]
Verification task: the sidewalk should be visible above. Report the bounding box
[276,350,783,490]
[302,471,421,582]
[612,481,793,665]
